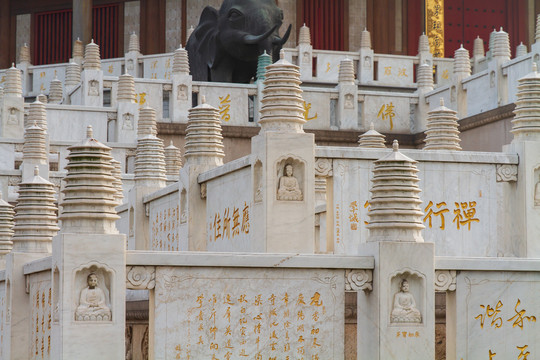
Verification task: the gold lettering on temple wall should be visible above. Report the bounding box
[426,0,444,57]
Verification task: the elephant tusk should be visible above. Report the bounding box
[272,24,292,46]
[243,25,279,44]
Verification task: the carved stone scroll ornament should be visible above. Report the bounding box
[126,266,156,290]
[434,270,457,292]
[314,158,332,177]
[345,269,373,292]
[496,164,517,182]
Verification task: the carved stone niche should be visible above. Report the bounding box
[276,156,305,201]
[73,263,113,322]
[533,166,540,207]
[389,270,425,324]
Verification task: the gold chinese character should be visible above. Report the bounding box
[508,299,537,329]
[222,208,231,240]
[241,202,250,234]
[384,66,392,76]
[489,350,496,359]
[475,300,503,328]
[108,65,113,73]
[398,68,407,77]
[219,94,231,122]
[424,201,449,229]
[453,201,479,230]
[517,345,530,360]
[349,201,359,230]
[310,292,323,306]
[377,103,395,130]
[213,213,222,241]
[442,69,449,79]
[326,62,331,73]
[303,101,318,121]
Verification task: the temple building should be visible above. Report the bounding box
[1,1,540,359]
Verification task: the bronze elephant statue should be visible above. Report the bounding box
[186,0,291,83]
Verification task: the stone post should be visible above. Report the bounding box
[250,50,315,253]
[51,126,126,359]
[503,64,540,257]
[358,141,434,359]
[336,58,358,129]
[358,28,374,84]
[452,45,471,118]
[2,166,59,359]
[414,63,434,133]
[125,33,141,77]
[81,40,103,107]
[171,46,192,123]
[1,65,24,138]
[127,107,167,250]
[17,43,31,96]
[179,97,225,251]
[489,28,510,106]
[297,24,313,82]
[116,72,138,143]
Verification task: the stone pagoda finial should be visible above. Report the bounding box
[173,46,190,74]
[417,63,434,90]
[360,28,372,49]
[299,24,311,45]
[60,126,119,234]
[48,77,63,104]
[184,98,225,166]
[424,98,462,151]
[165,140,182,177]
[453,44,471,79]
[256,51,272,82]
[258,49,305,133]
[138,106,158,137]
[12,166,59,252]
[488,29,497,55]
[128,32,140,53]
[135,107,167,183]
[110,158,124,205]
[66,62,81,86]
[511,63,540,141]
[536,14,540,43]
[73,38,84,59]
[516,42,527,57]
[338,58,355,84]
[473,36,485,58]
[492,28,510,59]
[5,64,22,96]
[117,72,136,102]
[358,123,386,148]
[0,191,15,257]
[19,43,30,63]
[26,99,47,130]
[367,140,425,242]
[418,33,430,53]
[83,39,101,71]
[187,25,195,40]
[37,94,48,103]
[23,122,47,163]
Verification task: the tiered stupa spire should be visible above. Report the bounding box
[473,36,485,58]
[338,58,355,84]
[19,43,30,63]
[360,28,371,49]
[492,28,510,59]
[299,24,311,45]
[358,123,386,148]
[12,166,59,252]
[165,141,182,177]
[48,77,63,104]
[417,63,434,90]
[424,98,462,151]
[117,73,136,102]
[0,191,15,257]
[516,42,527,57]
[184,96,225,166]
[128,32,140,53]
[258,50,305,133]
[418,33,430,53]
[5,64,22,96]
[23,122,47,163]
[26,100,47,130]
[511,63,540,141]
[66,62,82,86]
[256,51,272,82]
[135,107,167,183]
[59,126,119,234]
[73,38,84,60]
[110,159,124,205]
[367,140,424,242]
[172,46,190,74]
[453,45,471,79]
[83,39,101,70]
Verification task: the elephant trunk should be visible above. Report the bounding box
[272,24,292,47]
[243,25,279,44]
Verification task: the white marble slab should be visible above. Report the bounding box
[456,271,540,359]
[148,191,180,251]
[200,86,249,126]
[154,267,344,360]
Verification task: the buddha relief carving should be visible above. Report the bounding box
[127,59,134,71]
[177,84,188,101]
[391,279,421,323]
[7,108,19,124]
[363,56,371,69]
[88,80,99,96]
[122,113,134,130]
[75,273,111,321]
[277,164,303,201]
[344,94,354,109]
[302,52,310,64]
[535,172,540,206]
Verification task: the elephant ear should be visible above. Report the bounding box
[186,6,220,81]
